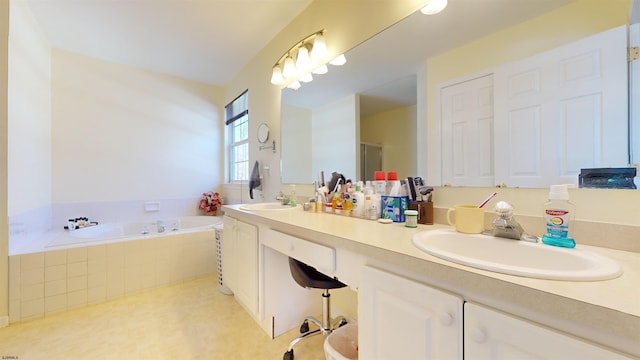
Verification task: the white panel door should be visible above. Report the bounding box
[358,266,463,359]
[494,25,628,187]
[465,302,632,359]
[441,74,494,186]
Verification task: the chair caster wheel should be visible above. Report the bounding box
[283,349,294,360]
[300,320,309,333]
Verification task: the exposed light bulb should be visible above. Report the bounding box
[287,80,301,90]
[282,56,297,78]
[311,33,328,61]
[312,64,328,75]
[270,65,284,85]
[299,72,313,83]
[295,46,312,72]
[420,0,447,15]
[329,54,346,66]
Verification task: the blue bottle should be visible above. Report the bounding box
[541,185,576,248]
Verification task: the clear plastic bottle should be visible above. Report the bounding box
[363,183,378,219]
[315,190,323,213]
[542,184,576,248]
[386,171,398,195]
[374,171,386,196]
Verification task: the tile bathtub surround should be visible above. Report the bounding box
[8,205,53,239]
[51,198,201,227]
[8,230,215,323]
[9,198,206,256]
[0,276,326,359]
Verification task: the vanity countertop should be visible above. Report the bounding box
[224,204,640,356]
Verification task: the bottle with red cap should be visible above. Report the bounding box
[386,171,402,195]
[374,171,386,195]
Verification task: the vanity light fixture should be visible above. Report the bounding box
[270,29,346,89]
[420,0,448,15]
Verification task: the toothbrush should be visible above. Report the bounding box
[478,192,497,208]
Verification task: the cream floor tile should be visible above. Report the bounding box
[0,276,329,360]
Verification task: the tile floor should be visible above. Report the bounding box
[0,275,326,359]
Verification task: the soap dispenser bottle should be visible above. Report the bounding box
[353,183,365,218]
[289,184,297,207]
[542,184,576,248]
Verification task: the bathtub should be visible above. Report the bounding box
[10,215,222,323]
[47,215,221,247]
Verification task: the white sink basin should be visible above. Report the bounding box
[240,202,300,211]
[412,229,622,281]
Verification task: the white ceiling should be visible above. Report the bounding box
[25,0,313,86]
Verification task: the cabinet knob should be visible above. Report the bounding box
[439,312,454,326]
[470,328,487,343]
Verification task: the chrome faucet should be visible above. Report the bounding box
[276,191,290,205]
[157,220,166,233]
[492,201,538,242]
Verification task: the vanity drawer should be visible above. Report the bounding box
[262,228,336,274]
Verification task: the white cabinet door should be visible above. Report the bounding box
[494,25,628,188]
[441,74,495,187]
[358,266,463,359]
[464,302,632,360]
[235,220,258,315]
[222,216,258,316]
[222,216,237,292]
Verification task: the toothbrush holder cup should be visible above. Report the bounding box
[447,205,485,234]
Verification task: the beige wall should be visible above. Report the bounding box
[280,104,312,184]
[312,95,358,180]
[361,105,417,179]
[1,0,9,325]
[51,50,223,203]
[8,0,51,217]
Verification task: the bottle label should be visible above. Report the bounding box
[545,209,570,238]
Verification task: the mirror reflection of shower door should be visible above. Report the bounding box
[361,143,383,181]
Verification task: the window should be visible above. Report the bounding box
[226,90,249,182]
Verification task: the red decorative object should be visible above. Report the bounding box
[199,191,222,214]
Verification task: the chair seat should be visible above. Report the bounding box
[289,257,347,290]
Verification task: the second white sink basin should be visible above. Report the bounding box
[412,229,622,281]
[240,202,300,211]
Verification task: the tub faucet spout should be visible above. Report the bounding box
[157,221,166,233]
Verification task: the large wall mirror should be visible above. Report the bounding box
[281,0,639,189]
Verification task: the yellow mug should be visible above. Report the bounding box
[447,205,485,234]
